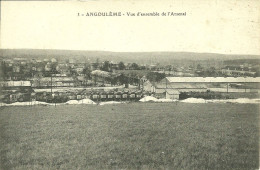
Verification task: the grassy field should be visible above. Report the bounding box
[0,103,259,169]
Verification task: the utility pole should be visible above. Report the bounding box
[138,76,141,90]
[51,73,53,94]
[226,83,229,93]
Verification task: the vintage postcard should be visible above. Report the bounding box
[0,0,259,169]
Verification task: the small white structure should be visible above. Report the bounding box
[166,89,180,100]
[0,81,31,87]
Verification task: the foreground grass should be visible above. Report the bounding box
[0,103,259,169]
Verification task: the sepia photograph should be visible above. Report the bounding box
[0,0,259,169]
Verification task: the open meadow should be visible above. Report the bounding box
[0,103,259,169]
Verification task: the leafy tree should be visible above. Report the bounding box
[118,74,128,85]
[197,64,203,70]
[68,66,77,76]
[118,62,125,70]
[131,63,139,70]
[83,67,91,79]
[51,63,58,74]
[146,72,166,82]
[101,61,110,72]
[139,65,146,70]
[0,61,6,80]
[209,66,216,71]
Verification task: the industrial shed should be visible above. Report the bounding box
[143,77,260,99]
[159,77,260,90]
[31,77,75,87]
[143,78,209,93]
[164,77,260,83]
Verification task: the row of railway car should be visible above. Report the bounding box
[34,91,152,103]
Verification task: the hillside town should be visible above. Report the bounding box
[1,57,260,104]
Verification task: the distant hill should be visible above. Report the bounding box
[224,59,260,65]
[0,49,259,65]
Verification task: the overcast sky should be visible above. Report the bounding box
[1,0,260,55]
